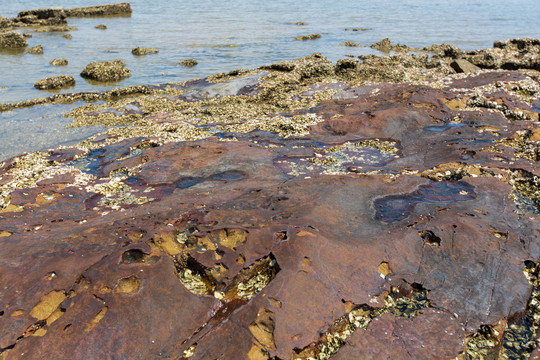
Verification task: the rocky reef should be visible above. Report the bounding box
[0,39,539,360]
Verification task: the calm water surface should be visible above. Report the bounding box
[0,0,539,159]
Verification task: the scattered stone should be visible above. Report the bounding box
[25,44,43,54]
[50,58,68,66]
[95,24,107,30]
[0,31,28,48]
[34,75,75,90]
[352,27,371,31]
[450,59,481,73]
[64,3,132,17]
[132,47,159,56]
[80,59,131,82]
[179,59,198,67]
[62,33,72,40]
[342,40,363,47]
[294,33,321,41]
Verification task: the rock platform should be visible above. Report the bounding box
[0,41,539,360]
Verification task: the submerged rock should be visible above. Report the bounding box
[342,40,363,47]
[34,75,75,90]
[179,58,198,67]
[25,44,43,54]
[294,33,321,41]
[94,24,107,30]
[80,59,131,82]
[0,31,27,48]
[132,47,159,56]
[50,58,68,66]
[62,33,72,40]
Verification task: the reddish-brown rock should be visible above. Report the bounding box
[0,48,539,360]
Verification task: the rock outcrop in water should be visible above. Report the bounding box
[34,75,75,90]
[0,32,27,48]
[80,59,131,82]
[0,39,539,360]
[132,47,159,56]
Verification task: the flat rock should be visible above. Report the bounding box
[34,75,75,90]
[0,42,540,360]
[450,58,481,73]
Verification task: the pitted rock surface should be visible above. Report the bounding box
[0,45,540,360]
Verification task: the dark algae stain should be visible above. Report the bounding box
[374,181,476,222]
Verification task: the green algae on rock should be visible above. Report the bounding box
[80,59,130,82]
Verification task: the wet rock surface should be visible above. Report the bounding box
[25,45,43,55]
[0,40,539,360]
[132,47,159,56]
[80,59,131,82]
[50,58,68,66]
[179,59,198,67]
[34,75,75,90]
[0,32,27,48]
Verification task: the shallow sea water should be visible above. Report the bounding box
[0,0,539,160]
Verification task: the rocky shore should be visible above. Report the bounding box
[0,35,539,360]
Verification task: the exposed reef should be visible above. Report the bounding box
[0,39,539,360]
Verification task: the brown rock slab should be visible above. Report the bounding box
[0,45,539,359]
[450,58,481,73]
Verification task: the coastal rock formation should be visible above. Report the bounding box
[34,75,75,90]
[132,47,159,56]
[64,3,132,17]
[80,59,131,82]
[1,3,131,33]
[0,32,27,48]
[0,40,539,360]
